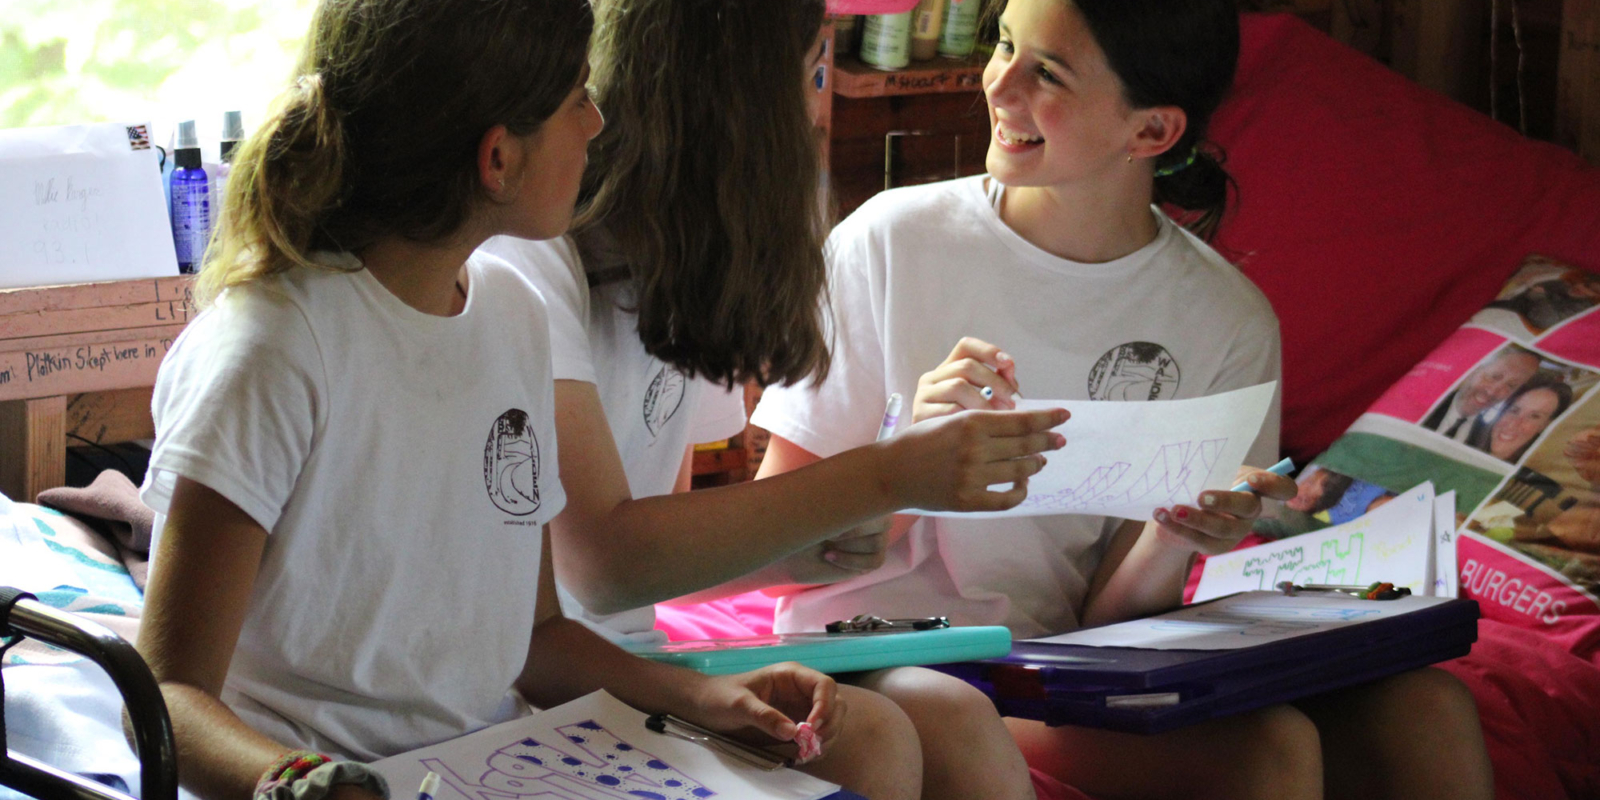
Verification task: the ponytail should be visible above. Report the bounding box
[1153,141,1233,242]
[196,73,352,307]
[194,0,593,309]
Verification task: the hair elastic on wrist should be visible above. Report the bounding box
[256,750,333,797]
[1153,146,1199,178]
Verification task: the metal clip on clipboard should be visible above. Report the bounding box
[1276,581,1413,600]
[824,615,950,633]
[644,714,789,771]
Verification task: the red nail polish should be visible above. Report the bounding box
[1175,507,1189,520]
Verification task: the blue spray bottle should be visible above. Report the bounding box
[169,120,211,274]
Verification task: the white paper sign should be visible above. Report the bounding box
[372,690,838,800]
[1193,482,1437,602]
[1027,591,1453,651]
[921,382,1275,519]
[0,123,179,289]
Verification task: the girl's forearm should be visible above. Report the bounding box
[556,444,898,613]
[1080,522,1193,628]
[142,682,294,800]
[516,615,702,715]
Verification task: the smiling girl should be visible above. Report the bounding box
[752,0,1494,796]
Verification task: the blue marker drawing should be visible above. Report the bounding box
[424,720,714,800]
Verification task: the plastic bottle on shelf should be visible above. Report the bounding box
[938,0,981,59]
[214,110,244,209]
[860,12,913,71]
[169,120,211,275]
[911,0,948,60]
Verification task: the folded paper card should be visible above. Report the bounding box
[919,382,1276,520]
[0,123,179,290]
[371,690,838,800]
[1194,482,1444,602]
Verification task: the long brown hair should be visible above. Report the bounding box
[196,0,593,306]
[574,0,830,388]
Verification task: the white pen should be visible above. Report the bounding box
[876,393,903,441]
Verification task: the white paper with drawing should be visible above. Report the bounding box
[1026,591,1454,650]
[920,382,1275,520]
[1193,482,1437,603]
[0,122,179,290]
[370,690,837,800]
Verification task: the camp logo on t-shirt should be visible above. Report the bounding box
[642,362,687,437]
[1088,341,1182,401]
[483,409,542,516]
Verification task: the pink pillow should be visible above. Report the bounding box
[1214,15,1600,464]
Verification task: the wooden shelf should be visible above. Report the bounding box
[832,54,988,99]
[1,276,194,501]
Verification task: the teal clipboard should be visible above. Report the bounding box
[624,627,1014,676]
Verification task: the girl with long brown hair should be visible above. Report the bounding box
[135,0,924,796]
[482,1,1051,797]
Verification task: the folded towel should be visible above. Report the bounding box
[37,471,155,589]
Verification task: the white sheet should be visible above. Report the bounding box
[920,382,1276,519]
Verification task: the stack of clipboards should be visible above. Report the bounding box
[933,590,1480,734]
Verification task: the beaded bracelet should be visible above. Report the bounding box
[256,750,333,798]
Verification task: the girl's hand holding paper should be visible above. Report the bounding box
[1151,466,1298,556]
[908,337,1279,521]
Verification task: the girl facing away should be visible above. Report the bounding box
[133,0,928,797]
[752,0,1496,797]
[484,2,1060,798]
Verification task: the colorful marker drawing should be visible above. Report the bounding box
[1238,532,1366,591]
[1017,438,1228,514]
[425,720,714,800]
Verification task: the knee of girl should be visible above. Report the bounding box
[838,684,925,768]
[1385,668,1483,732]
[1233,705,1322,790]
[861,667,1000,726]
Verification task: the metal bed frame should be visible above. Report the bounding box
[0,587,176,800]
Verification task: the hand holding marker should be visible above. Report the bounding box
[1231,457,1296,493]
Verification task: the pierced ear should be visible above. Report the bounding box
[477,124,516,200]
[1130,107,1188,161]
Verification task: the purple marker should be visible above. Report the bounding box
[876,393,903,441]
[417,771,439,800]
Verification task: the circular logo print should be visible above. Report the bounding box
[1087,342,1182,401]
[642,363,687,437]
[484,409,541,516]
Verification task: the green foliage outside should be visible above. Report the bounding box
[1,0,314,132]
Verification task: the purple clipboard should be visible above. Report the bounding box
[932,596,1480,734]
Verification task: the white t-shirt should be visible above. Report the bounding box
[140,251,566,761]
[482,234,747,641]
[752,176,1282,639]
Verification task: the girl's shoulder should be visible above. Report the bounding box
[477,235,581,313]
[1160,219,1279,331]
[839,175,990,235]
